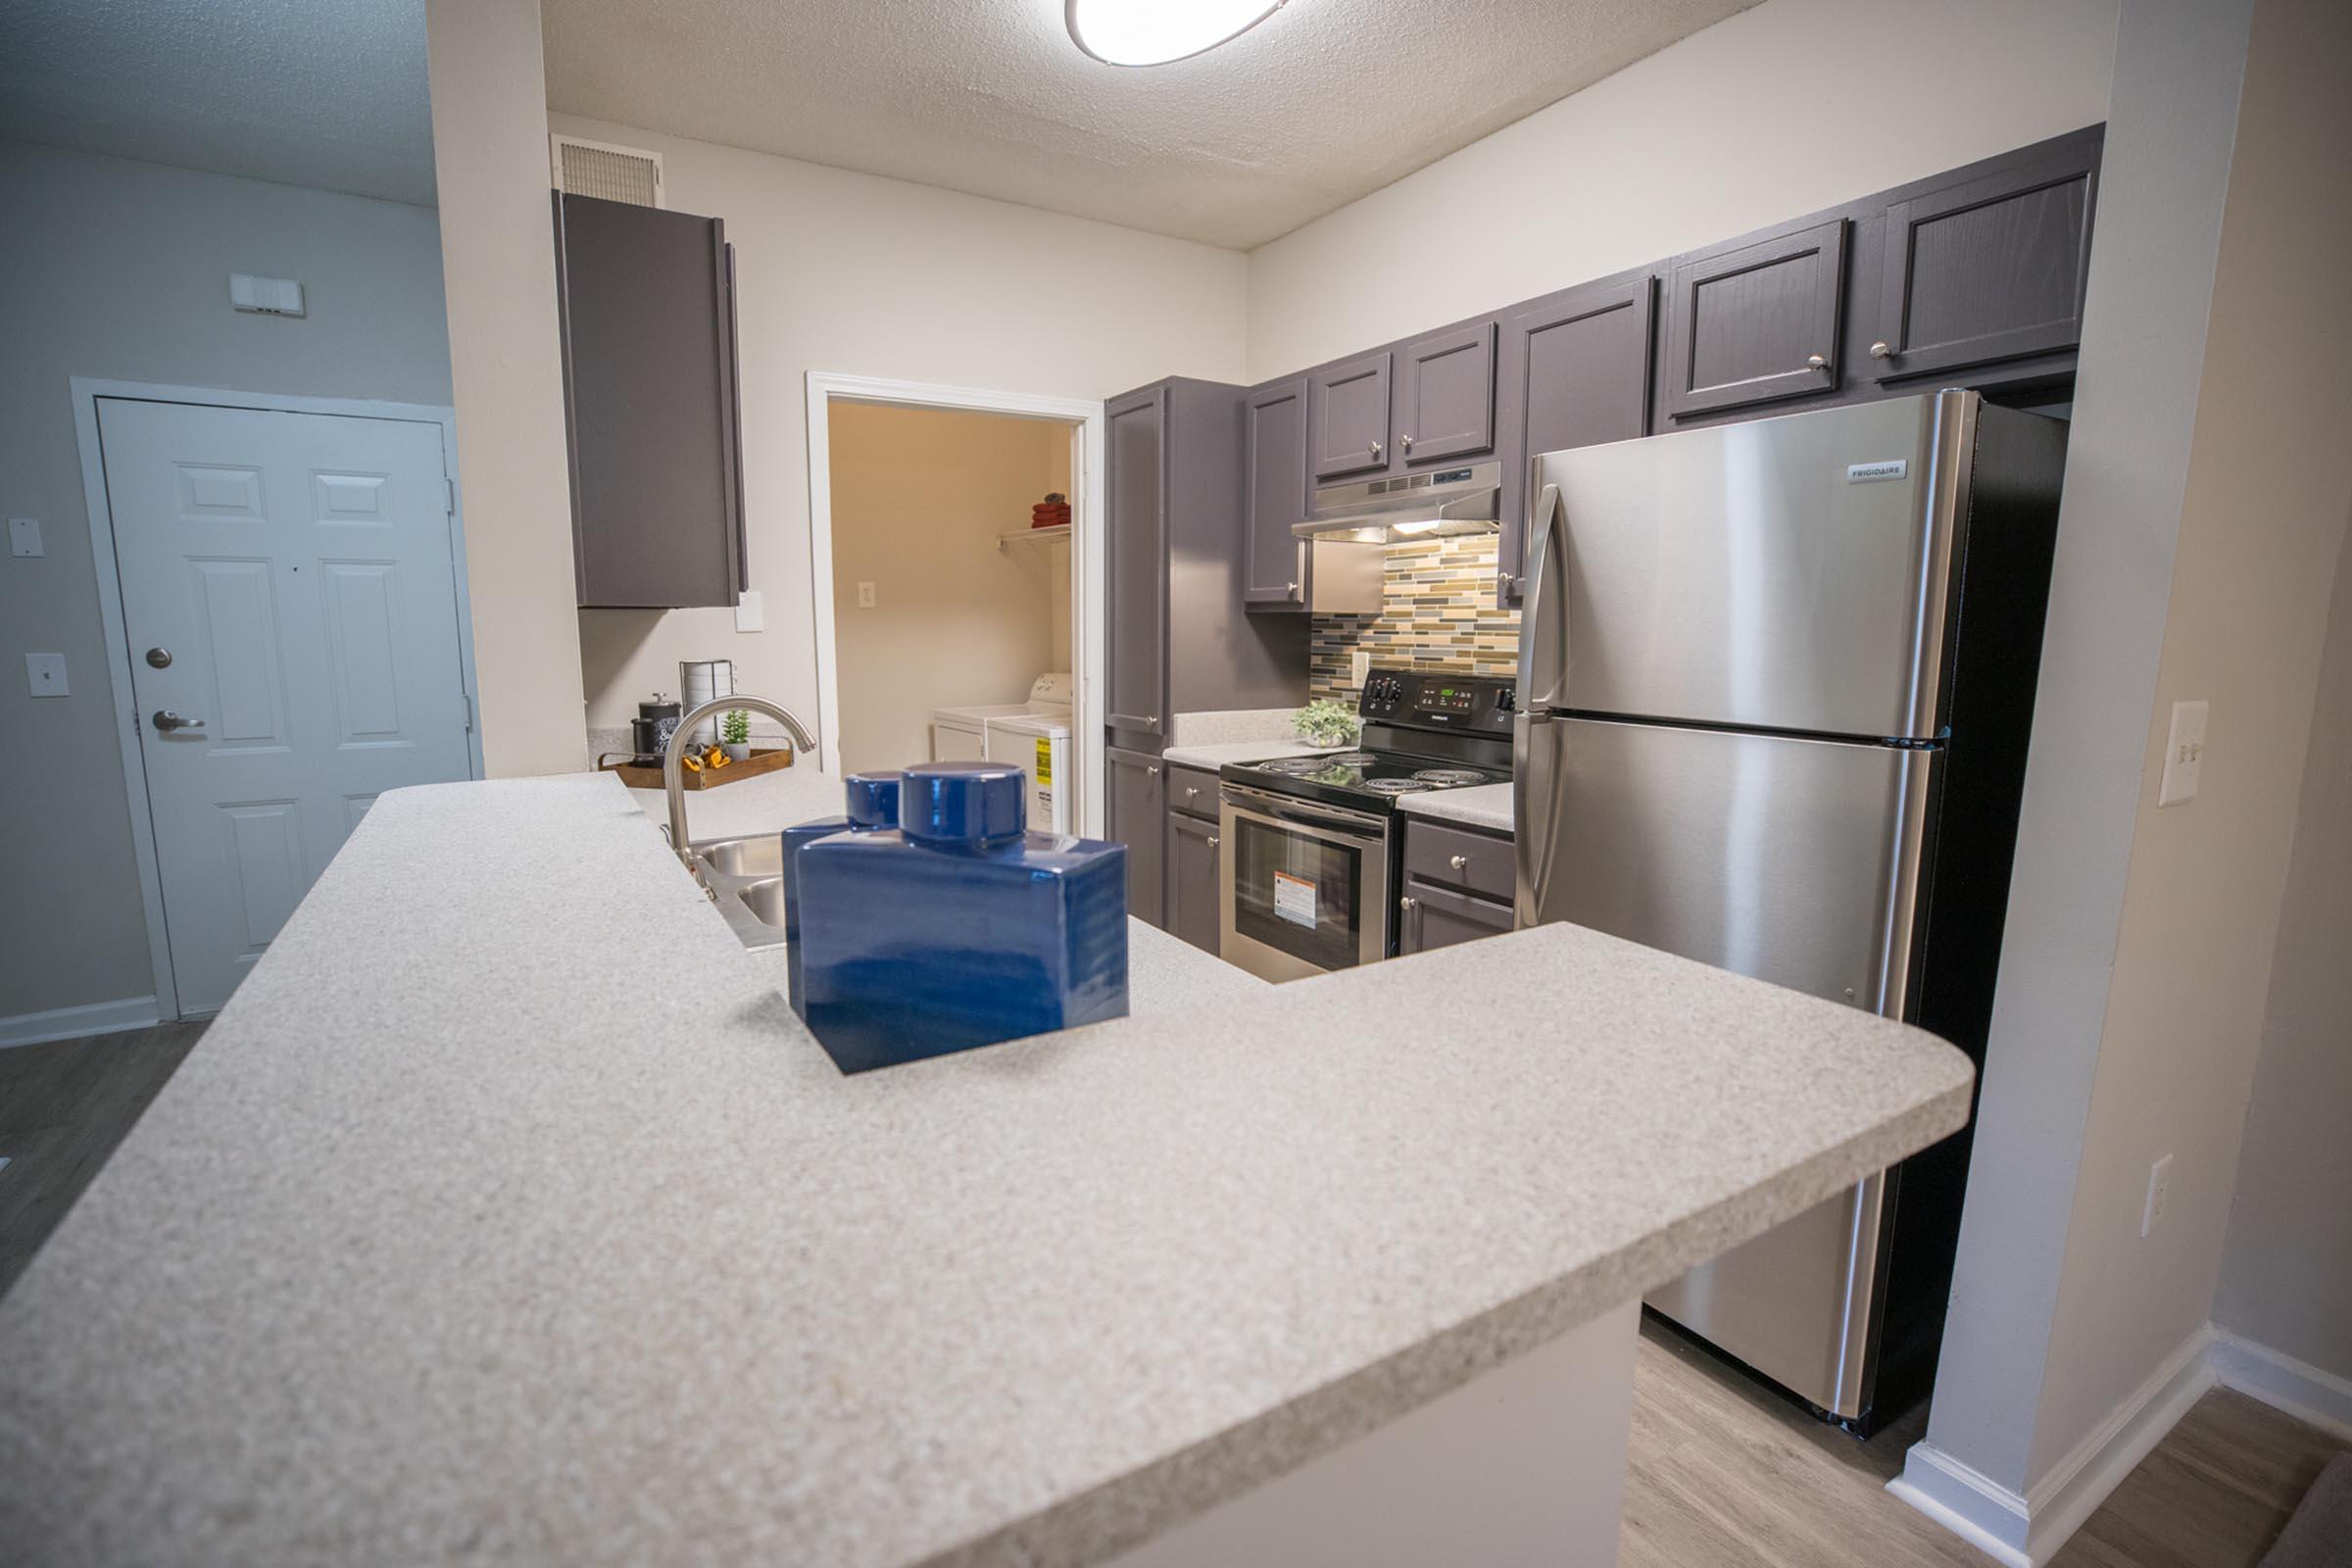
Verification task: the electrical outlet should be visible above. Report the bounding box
[1351,650,1372,686]
[2141,1153,2173,1238]
[857,581,877,609]
[25,652,67,698]
[734,589,763,632]
[2158,700,2208,806]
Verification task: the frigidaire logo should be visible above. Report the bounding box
[1846,459,1909,483]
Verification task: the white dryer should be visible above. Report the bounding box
[929,673,1072,762]
[983,710,1073,835]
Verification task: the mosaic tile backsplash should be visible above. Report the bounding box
[1308,535,1521,702]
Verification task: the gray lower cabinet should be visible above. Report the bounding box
[553,191,746,609]
[1242,378,1308,609]
[1165,811,1222,955]
[1661,217,1848,422]
[1870,129,2101,385]
[1495,271,1655,602]
[1396,320,1497,466]
[1105,745,1165,924]
[1307,352,1394,479]
[1397,877,1513,955]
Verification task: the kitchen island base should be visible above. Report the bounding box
[1106,1300,1638,1568]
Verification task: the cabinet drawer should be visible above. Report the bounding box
[1401,819,1514,903]
[1167,763,1221,821]
[1398,876,1514,955]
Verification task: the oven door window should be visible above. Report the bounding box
[1231,811,1365,970]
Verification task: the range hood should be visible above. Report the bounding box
[1292,460,1502,544]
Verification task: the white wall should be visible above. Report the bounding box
[827,403,1070,775]
[2215,516,2352,1385]
[424,0,585,777]
[555,113,1248,746]
[1244,0,2121,380]
[0,140,452,1025]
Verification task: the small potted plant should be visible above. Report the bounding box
[720,708,753,762]
[1294,698,1361,750]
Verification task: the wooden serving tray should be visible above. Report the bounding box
[600,747,795,791]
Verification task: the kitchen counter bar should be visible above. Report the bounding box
[0,771,1970,1567]
[1396,780,1514,832]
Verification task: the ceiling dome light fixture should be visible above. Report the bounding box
[1065,0,1289,67]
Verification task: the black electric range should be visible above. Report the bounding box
[1216,668,1515,980]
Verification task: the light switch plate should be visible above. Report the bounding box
[734,589,763,632]
[8,517,39,557]
[26,652,68,698]
[1351,650,1372,686]
[2158,699,2208,806]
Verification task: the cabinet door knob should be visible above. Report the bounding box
[1400,433,1414,450]
[1147,764,1160,776]
[1369,440,1383,460]
[1287,580,1298,595]
[1184,785,1199,799]
[1206,835,1219,849]
[1398,896,1418,911]
[1806,353,1828,370]
[1449,854,1470,870]
[1869,341,1895,360]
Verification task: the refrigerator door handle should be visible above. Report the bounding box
[1519,482,1569,712]
[1512,710,1560,929]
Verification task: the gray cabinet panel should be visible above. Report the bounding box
[554,192,745,609]
[1400,818,1514,903]
[1396,321,1497,466]
[1496,272,1654,601]
[1242,378,1308,608]
[1104,386,1167,740]
[1167,763,1220,820]
[1663,219,1846,421]
[1105,745,1165,925]
[1307,352,1393,479]
[1872,137,2099,383]
[1165,809,1221,955]
[1397,876,1512,955]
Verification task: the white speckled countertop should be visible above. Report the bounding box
[1160,740,1336,768]
[1396,781,1515,833]
[0,771,1972,1568]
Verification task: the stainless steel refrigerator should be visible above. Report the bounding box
[1513,388,2068,1430]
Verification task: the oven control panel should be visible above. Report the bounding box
[1358,668,1516,734]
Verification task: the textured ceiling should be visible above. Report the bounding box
[543,0,1757,250]
[0,0,435,206]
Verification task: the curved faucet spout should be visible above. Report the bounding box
[665,695,818,874]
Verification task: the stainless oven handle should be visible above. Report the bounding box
[1220,784,1388,837]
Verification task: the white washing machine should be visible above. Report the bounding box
[930,673,1071,762]
[983,710,1073,835]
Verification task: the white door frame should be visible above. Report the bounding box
[803,372,1106,833]
[70,378,482,1020]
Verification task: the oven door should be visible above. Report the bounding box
[1219,785,1391,982]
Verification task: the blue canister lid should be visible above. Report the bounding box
[844,770,903,830]
[901,761,1026,846]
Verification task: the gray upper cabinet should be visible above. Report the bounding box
[1242,378,1308,609]
[1396,321,1497,466]
[553,192,746,609]
[1307,352,1394,480]
[1495,272,1654,601]
[1105,745,1165,924]
[1870,132,2100,384]
[1661,218,1848,422]
[1104,385,1168,742]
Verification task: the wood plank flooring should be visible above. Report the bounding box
[0,1019,205,1300]
[1,1023,2343,1567]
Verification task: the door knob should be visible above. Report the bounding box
[1806,354,1828,370]
[1400,433,1414,451]
[151,710,206,732]
[1206,835,1219,849]
[1369,440,1383,461]
[1398,896,1417,911]
[1449,854,1470,870]
[1869,341,1895,360]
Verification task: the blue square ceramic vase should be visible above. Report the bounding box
[780,771,902,1017]
[795,761,1128,1074]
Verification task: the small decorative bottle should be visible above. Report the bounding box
[795,761,1128,1074]
[778,771,902,1018]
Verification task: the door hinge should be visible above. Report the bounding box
[444,476,457,516]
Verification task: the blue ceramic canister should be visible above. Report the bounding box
[780,770,902,1017]
[795,761,1128,1074]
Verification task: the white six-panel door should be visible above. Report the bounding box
[98,397,473,1013]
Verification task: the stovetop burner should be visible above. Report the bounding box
[1362,778,1434,795]
[1411,768,1492,786]
[1320,752,1380,766]
[1257,756,1336,776]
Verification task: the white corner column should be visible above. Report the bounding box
[423,0,587,776]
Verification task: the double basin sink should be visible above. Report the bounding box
[689,834,789,951]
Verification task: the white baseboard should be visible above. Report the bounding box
[2211,1330,2352,1443]
[1890,1323,2218,1567]
[0,995,162,1049]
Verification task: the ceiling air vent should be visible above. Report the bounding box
[550,134,663,208]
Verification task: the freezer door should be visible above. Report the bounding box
[1518,714,1937,1416]
[1534,390,1976,741]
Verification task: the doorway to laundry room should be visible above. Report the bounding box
[813,389,1094,835]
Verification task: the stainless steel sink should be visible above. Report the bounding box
[687,833,790,951]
